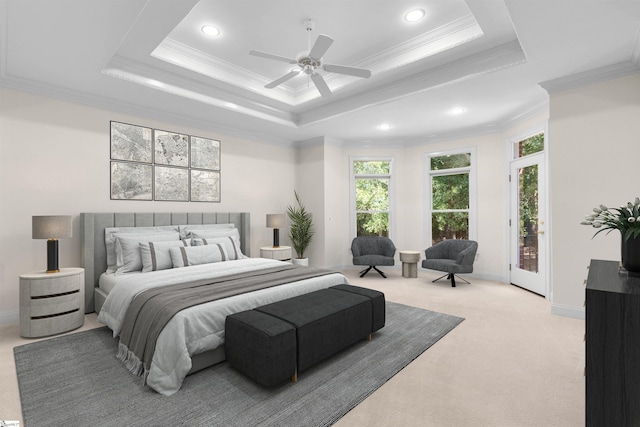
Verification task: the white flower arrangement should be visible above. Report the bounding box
[581,197,640,240]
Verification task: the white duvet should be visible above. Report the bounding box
[97,258,348,395]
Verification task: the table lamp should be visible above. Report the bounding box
[266,214,285,248]
[32,215,72,273]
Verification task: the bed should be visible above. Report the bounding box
[81,212,348,395]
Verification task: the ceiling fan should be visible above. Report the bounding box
[249,20,371,97]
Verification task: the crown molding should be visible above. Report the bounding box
[102,54,298,127]
[539,60,640,95]
[0,76,295,148]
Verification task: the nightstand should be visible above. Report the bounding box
[260,246,292,261]
[19,267,85,338]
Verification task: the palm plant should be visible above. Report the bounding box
[287,191,314,259]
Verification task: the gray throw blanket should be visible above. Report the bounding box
[117,264,336,379]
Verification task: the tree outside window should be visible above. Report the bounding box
[429,153,471,244]
[353,160,391,237]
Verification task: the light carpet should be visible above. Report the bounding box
[14,301,463,427]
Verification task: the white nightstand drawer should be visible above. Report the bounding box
[24,310,84,338]
[29,291,82,317]
[26,274,82,296]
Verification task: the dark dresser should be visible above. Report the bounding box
[586,259,640,426]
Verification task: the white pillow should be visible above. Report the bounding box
[104,226,179,273]
[170,244,229,268]
[191,229,246,260]
[179,223,236,240]
[115,232,180,273]
[140,240,189,272]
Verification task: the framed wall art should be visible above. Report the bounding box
[110,121,152,163]
[109,121,221,202]
[154,130,188,167]
[190,136,221,171]
[191,170,221,202]
[155,166,189,202]
[110,161,153,200]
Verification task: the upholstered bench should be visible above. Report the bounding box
[225,284,385,387]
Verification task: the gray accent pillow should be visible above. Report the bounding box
[169,244,229,268]
[104,226,179,273]
[191,229,246,259]
[140,240,189,272]
[115,232,180,273]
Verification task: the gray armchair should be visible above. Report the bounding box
[422,240,478,287]
[351,236,396,278]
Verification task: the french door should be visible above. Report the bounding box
[509,153,546,296]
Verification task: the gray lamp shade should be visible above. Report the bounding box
[32,216,72,239]
[266,214,285,229]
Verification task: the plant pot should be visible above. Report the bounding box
[621,233,640,275]
[292,258,309,266]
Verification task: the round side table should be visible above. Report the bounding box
[399,251,421,278]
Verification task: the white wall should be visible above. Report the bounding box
[6,70,627,323]
[0,88,297,322]
[548,73,640,318]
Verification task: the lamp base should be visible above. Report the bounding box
[273,229,280,248]
[46,239,59,273]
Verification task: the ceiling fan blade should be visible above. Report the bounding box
[265,69,301,89]
[308,34,334,59]
[249,50,297,64]
[323,64,372,78]
[310,73,332,97]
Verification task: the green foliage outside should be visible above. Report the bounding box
[354,161,390,236]
[430,153,471,244]
[517,133,544,247]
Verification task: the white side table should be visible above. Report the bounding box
[19,267,85,338]
[260,246,292,261]
[399,251,421,278]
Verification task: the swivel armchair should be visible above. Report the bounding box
[422,239,477,287]
[351,236,396,278]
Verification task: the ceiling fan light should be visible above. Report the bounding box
[404,9,425,22]
[201,25,220,37]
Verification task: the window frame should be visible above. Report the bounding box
[349,156,395,239]
[424,147,477,247]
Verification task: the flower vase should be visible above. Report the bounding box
[621,233,640,276]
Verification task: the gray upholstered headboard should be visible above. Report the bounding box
[81,212,251,313]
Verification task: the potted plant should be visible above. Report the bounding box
[287,191,314,266]
[581,197,640,274]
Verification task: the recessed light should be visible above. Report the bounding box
[404,9,425,22]
[449,107,466,115]
[201,25,220,37]
[378,123,392,130]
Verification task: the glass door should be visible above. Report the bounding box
[510,153,546,295]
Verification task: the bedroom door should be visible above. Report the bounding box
[509,153,546,296]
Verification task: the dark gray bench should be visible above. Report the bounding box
[225,284,385,387]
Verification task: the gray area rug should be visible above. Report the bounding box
[14,301,463,427]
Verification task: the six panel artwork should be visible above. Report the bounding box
[110,121,221,202]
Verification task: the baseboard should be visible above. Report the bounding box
[551,303,585,320]
[0,309,19,325]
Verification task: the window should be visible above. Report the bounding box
[351,158,393,237]
[427,149,475,245]
[514,132,544,158]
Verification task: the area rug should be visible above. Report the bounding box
[14,301,463,427]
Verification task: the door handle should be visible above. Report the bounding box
[537,231,545,234]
